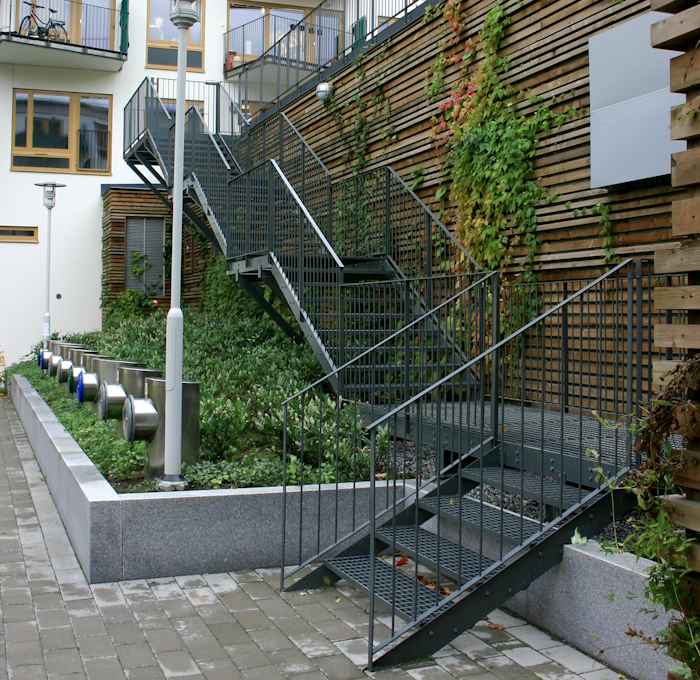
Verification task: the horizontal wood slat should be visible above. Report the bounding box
[651,4,700,50]
[655,242,700,273]
[672,147,700,188]
[671,50,700,92]
[672,196,700,237]
[673,449,700,490]
[653,359,681,388]
[650,0,697,13]
[655,323,700,349]
[671,102,700,141]
[665,494,700,533]
[655,286,700,309]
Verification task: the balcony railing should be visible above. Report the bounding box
[226,0,428,120]
[0,0,128,54]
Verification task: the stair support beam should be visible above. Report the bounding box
[237,277,304,345]
[371,487,635,669]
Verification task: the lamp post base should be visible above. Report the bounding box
[157,475,187,492]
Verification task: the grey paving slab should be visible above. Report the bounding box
[0,397,624,680]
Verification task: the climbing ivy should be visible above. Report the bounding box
[426,1,574,279]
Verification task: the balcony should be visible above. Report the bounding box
[223,0,428,120]
[0,0,128,71]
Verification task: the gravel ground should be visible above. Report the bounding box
[595,509,640,546]
[379,440,437,479]
[467,485,542,521]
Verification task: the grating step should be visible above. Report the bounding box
[376,525,494,582]
[326,554,443,621]
[461,467,582,509]
[419,494,540,544]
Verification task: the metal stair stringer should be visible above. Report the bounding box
[372,483,635,667]
[268,252,338,386]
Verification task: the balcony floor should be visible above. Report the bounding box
[0,32,125,70]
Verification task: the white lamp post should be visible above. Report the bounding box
[35,182,65,355]
[159,0,201,492]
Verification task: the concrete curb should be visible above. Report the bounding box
[10,374,394,583]
[506,540,671,680]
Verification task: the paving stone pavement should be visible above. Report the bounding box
[0,397,623,680]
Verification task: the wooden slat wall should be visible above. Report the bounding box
[102,188,212,316]
[279,0,682,279]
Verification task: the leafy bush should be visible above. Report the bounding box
[103,289,155,328]
[6,279,373,492]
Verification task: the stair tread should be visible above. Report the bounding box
[419,494,540,543]
[462,467,582,509]
[327,554,443,621]
[376,526,494,581]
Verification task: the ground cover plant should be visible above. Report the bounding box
[5,256,371,492]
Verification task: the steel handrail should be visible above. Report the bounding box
[385,167,480,271]
[188,105,231,171]
[279,113,331,178]
[268,158,344,269]
[282,271,495,405]
[365,257,634,431]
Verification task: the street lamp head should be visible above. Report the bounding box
[35,182,66,209]
[169,0,201,28]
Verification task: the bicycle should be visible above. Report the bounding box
[18,2,68,43]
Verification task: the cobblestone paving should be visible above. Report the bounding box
[0,397,621,680]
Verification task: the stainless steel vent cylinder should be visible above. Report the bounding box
[118,367,163,400]
[77,371,100,404]
[83,354,112,373]
[57,359,73,383]
[39,350,52,370]
[98,382,128,420]
[48,354,62,377]
[122,395,160,443]
[68,366,85,394]
[69,347,97,366]
[143,377,200,480]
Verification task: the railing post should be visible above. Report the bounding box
[215,83,221,135]
[328,178,333,248]
[268,163,274,255]
[491,271,500,445]
[279,117,285,174]
[338,284,345,397]
[385,167,391,258]
[626,261,634,453]
[562,282,569,411]
[301,139,306,205]
[245,171,251,257]
[367,427,377,672]
[635,258,643,468]
[298,199,304,311]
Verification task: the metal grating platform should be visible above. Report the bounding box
[418,494,541,544]
[327,554,443,621]
[461,467,583,509]
[376,525,494,582]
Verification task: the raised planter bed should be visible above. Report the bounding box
[10,374,390,583]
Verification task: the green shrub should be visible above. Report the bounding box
[103,290,155,328]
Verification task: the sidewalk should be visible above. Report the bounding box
[0,397,620,680]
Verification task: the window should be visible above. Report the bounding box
[12,89,112,173]
[0,226,38,243]
[125,217,165,294]
[147,0,204,71]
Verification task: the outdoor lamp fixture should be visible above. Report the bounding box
[159,0,201,492]
[35,182,66,367]
[316,81,333,102]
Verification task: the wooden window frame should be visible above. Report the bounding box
[0,226,39,243]
[146,0,205,72]
[125,216,166,295]
[11,89,113,175]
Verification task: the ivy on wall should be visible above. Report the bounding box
[425,1,576,279]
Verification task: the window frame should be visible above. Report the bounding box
[0,226,39,243]
[11,88,113,175]
[124,216,166,295]
[146,0,206,72]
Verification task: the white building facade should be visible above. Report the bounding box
[0,0,314,366]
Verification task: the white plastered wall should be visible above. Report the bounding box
[0,0,231,366]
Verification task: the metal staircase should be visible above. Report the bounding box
[123,77,670,669]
